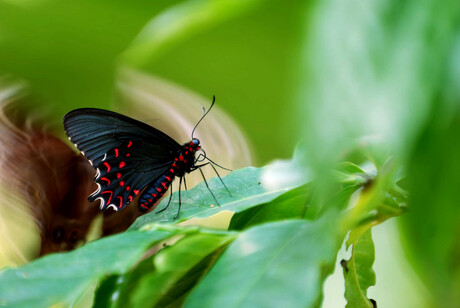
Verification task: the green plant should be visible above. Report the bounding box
[0,159,405,307]
[0,0,458,307]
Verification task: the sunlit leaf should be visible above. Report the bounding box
[130,166,306,228]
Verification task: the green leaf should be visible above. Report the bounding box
[93,275,121,308]
[131,232,234,308]
[0,229,178,308]
[184,216,343,308]
[130,167,306,229]
[229,184,310,230]
[334,162,371,187]
[343,228,376,308]
[308,163,370,221]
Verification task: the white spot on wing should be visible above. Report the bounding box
[95,168,100,179]
[88,159,93,166]
[106,204,118,211]
[81,151,85,156]
[96,197,105,209]
[91,183,101,197]
[102,153,107,161]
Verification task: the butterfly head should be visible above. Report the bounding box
[189,138,200,151]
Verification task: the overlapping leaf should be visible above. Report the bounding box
[185,216,343,308]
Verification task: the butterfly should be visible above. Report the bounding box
[63,96,229,219]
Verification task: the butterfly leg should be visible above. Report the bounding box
[183,176,188,191]
[192,163,231,197]
[204,156,233,172]
[198,167,220,207]
[207,163,232,197]
[173,177,183,220]
[155,184,174,214]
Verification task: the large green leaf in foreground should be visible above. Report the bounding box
[130,166,306,228]
[185,216,342,308]
[0,229,179,308]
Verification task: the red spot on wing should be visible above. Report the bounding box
[126,153,130,157]
[185,151,188,155]
[179,155,184,161]
[103,162,111,172]
[161,182,168,189]
[117,172,122,179]
[117,196,123,208]
[152,193,157,198]
[156,187,162,193]
[119,181,125,187]
[134,189,139,194]
[140,203,149,210]
[127,141,132,148]
[126,186,130,191]
[128,195,133,202]
[101,190,113,205]
[148,199,153,202]
[100,177,111,185]
[114,148,119,157]
[170,168,175,173]
[165,176,171,181]
[196,146,200,150]
[119,161,125,168]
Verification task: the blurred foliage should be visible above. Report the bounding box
[0,0,459,307]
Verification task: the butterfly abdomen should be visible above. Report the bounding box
[138,172,173,212]
[137,140,200,212]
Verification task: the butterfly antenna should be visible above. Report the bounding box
[191,95,216,139]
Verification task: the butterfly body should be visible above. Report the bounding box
[137,140,201,212]
[63,108,203,213]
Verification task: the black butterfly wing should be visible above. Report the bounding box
[63,108,181,211]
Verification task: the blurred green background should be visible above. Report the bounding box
[0,0,307,163]
[0,0,458,307]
